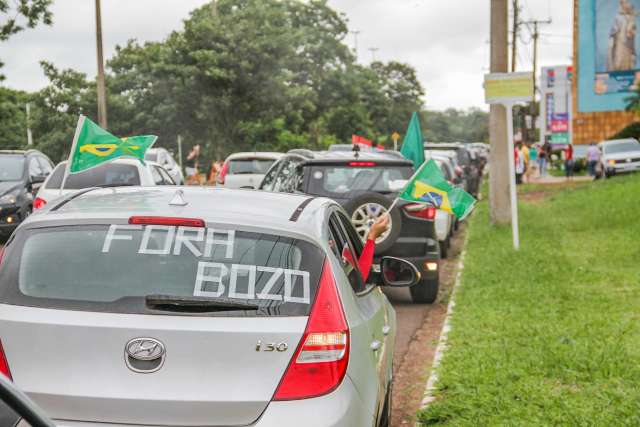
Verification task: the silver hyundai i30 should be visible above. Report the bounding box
[0,186,419,426]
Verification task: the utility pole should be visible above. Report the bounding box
[350,30,361,61]
[95,0,108,129]
[525,18,551,143]
[511,0,519,72]
[211,0,217,17]
[368,47,379,62]
[25,103,33,146]
[489,0,511,224]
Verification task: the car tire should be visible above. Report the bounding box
[342,192,402,254]
[410,276,439,304]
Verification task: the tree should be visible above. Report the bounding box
[0,0,53,79]
[422,108,489,142]
[0,87,29,149]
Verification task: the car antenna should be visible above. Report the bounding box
[169,189,188,206]
[352,143,360,159]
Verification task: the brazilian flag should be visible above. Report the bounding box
[69,116,157,174]
[398,159,476,220]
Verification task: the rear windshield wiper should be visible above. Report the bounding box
[145,294,260,313]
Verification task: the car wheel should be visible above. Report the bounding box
[343,192,402,254]
[410,276,439,304]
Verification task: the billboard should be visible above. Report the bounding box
[578,0,640,111]
[541,66,572,145]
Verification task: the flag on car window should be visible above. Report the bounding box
[68,115,157,174]
[400,112,425,169]
[398,159,476,220]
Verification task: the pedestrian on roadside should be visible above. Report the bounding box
[586,142,600,178]
[539,142,551,177]
[564,143,574,180]
[515,142,525,185]
[525,143,537,181]
[208,160,222,185]
[185,145,201,185]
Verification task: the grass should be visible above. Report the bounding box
[417,174,640,426]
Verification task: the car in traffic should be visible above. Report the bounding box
[424,143,480,197]
[0,150,54,238]
[0,186,419,426]
[145,147,184,184]
[217,152,283,189]
[598,138,640,178]
[34,158,176,210]
[260,149,441,303]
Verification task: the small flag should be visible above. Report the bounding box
[68,116,157,174]
[352,134,373,147]
[400,112,425,169]
[398,159,476,220]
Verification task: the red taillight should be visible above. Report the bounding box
[404,203,436,220]
[217,161,229,185]
[0,340,12,380]
[33,197,47,210]
[128,216,205,227]
[348,161,376,167]
[273,261,349,401]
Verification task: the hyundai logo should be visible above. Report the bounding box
[125,338,166,373]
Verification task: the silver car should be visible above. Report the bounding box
[0,186,419,426]
[599,138,640,178]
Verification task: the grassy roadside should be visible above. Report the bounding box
[418,174,640,425]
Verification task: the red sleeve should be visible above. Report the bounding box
[358,239,375,283]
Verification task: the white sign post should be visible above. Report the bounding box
[484,72,534,250]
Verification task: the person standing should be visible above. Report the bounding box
[185,145,201,185]
[564,144,574,180]
[528,144,539,179]
[515,142,525,185]
[587,142,601,178]
[539,142,551,177]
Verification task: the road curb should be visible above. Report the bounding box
[417,232,469,415]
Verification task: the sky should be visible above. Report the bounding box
[0,0,572,111]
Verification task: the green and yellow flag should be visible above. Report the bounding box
[400,112,425,169]
[398,159,476,220]
[68,116,157,174]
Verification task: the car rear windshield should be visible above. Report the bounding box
[0,224,323,316]
[46,163,141,189]
[145,152,159,162]
[0,155,24,182]
[228,159,275,175]
[605,141,640,154]
[306,164,413,198]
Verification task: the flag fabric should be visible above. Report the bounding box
[352,134,373,147]
[68,116,157,174]
[398,159,476,220]
[400,112,425,169]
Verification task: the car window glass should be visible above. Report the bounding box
[158,167,175,185]
[281,157,302,193]
[0,155,25,181]
[37,157,53,175]
[260,161,281,191]
[329,214,366,293]
[28,157,43,178]
[151,166,164,185]
[46,163,141,189]
[228,158,276,174]
[45,163,65,189]
[308,165,412,198]
[271,159,292,192]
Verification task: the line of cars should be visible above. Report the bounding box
[0,141,486,426]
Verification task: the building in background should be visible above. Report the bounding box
[541,66,572,146]
[572,0,637,145]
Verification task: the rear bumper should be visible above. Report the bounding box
[52,377,371,427]
[605,163,640,175]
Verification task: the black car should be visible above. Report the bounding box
[0,150,53,238]
[260,148,441,303]
[424,143,480,197]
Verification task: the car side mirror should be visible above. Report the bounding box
[380,256,421,287]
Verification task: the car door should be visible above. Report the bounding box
[27,156,45,195]
[329,211,391,422]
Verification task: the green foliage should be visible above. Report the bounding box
[422,108,488,143]
[0,87,29,149]
[418,176,640,425]
[609,121,640,140]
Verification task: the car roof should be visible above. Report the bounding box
[0,150,43,156]
[602,138,639,145]
[296,150,412,166]
[26,186,333,241]
[225,152,284,160]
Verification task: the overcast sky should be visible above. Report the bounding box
[0,0,572,111]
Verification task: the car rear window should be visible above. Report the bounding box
[306,165,413,198]
[145,152,159,162]
[45,163,141,189]
[228,159,275,174]
[605,141,640,154]
[0,155,24,182]
[0,224,324,316]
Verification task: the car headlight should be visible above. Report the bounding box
[607,159,616,166]
[0,193,17,205]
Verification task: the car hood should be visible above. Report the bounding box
[0,181,21,197]
[603,151,640,160]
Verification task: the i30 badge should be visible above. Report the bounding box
[125,338,166,373]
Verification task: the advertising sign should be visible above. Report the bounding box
[550,113,569,133]
[484,72,534,104]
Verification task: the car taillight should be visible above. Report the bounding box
[33,197,47,210]
[129,216,205,227]
[273,261,349,401]
[0,340,12,380]
[404,203,436,220]
[217,161,229,185]
[348,161,376,167]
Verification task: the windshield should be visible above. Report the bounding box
[1,224,323,316]
[228,159,276,175]
[605,141,640,155]
[145,152,159,162]
[307,165,413,197]
[46,163,141,189]
[0,155,24,182]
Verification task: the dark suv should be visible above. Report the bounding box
[260,149,440,303]
[0,150,53,238]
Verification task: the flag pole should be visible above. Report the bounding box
[60,115,86,196]
[387,159,432,213]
